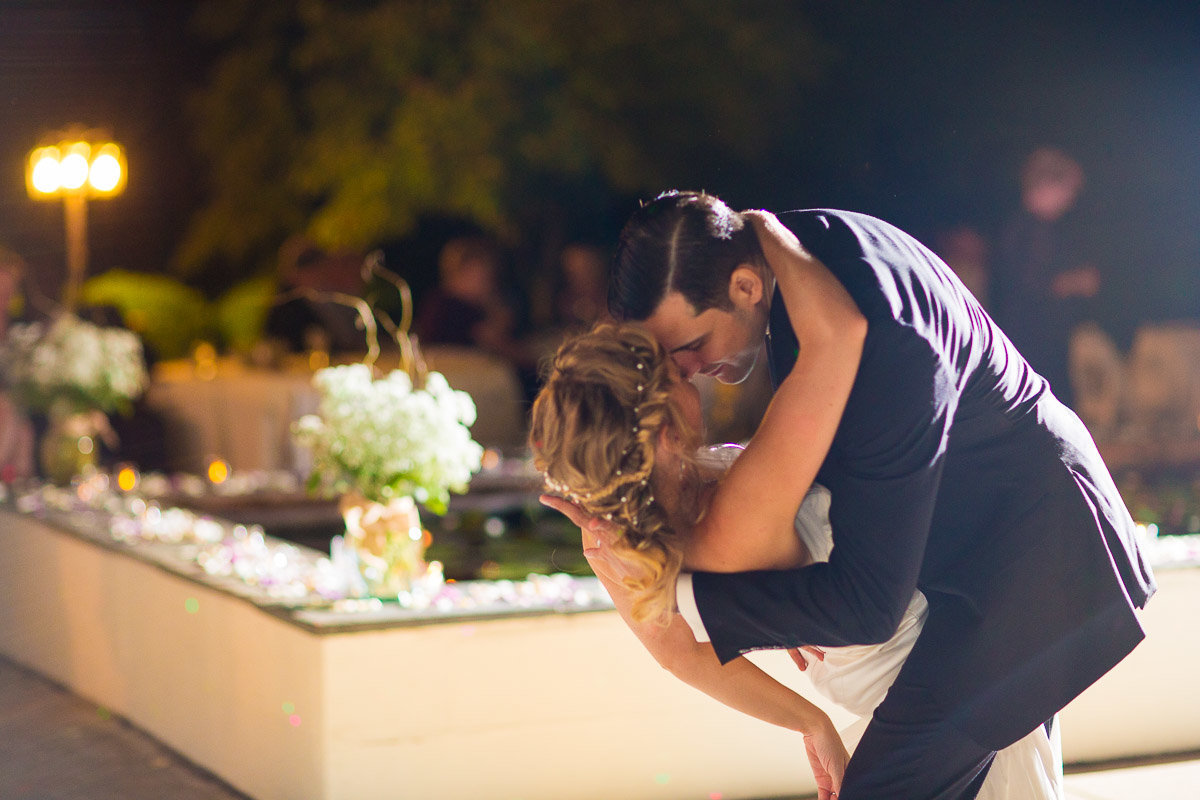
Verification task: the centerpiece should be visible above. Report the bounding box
[293,363,483,601]
[0,313,147,484]
[290,255,483,602]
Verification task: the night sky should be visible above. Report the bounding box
[1,1,1197,341]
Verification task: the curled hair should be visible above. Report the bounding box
[608,190,765,321]
[530,323,698,624]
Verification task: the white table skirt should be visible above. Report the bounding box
[144,347,527,475]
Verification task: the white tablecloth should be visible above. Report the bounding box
[145,347,526,474]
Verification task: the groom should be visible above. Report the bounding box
[599,191,1154,798]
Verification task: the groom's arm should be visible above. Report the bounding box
[687,323,954,663]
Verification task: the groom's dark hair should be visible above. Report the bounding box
[608,190,766,321]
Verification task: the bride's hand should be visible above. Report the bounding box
[539,494,641,587]
[803,716,850,800]
[742,209,808,272]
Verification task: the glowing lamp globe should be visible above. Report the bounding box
[26,139,126,199]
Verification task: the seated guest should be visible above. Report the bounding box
[416,235,518,350]
[552,241,612,332]
[415,234,538,403]
[264,236,370,354]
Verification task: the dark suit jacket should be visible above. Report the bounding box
[692,209,1155,750]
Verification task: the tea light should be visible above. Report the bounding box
[116,465,139,492]
[207,459,230,485]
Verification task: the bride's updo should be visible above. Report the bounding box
[530,323,700,624]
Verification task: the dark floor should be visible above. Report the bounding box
[0,656,247,800]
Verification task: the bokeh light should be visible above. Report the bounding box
[89,149,123,192]
[59,150,90,190]
[30,150,61,194]
[207,459,229,484]
[116,467,138,492]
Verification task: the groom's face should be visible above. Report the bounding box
[643,282,767,385]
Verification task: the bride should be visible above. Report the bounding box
[532,322,1062,800]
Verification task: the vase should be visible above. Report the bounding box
[339,492,441,601]
[39,409,106,485]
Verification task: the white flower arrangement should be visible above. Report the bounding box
[0,314,148,415]
[292,363,484,514]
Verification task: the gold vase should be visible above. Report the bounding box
[339,492,439,600]
[39,409,106,485]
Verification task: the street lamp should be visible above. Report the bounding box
[26,130,127,310]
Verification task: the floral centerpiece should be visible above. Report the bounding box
[293,363,484,600]
[0,314,147,483]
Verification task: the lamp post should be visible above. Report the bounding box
[26,130,126,311]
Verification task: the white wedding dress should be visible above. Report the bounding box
[792,484,1064,800]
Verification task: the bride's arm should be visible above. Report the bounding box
[584,542,849,797]
[688,212,865,572]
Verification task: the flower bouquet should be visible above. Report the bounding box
[293,363,484,600]
[0,314,148,482]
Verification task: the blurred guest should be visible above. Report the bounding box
[416,235,520,355]
[0,249,34,481]
[934,224,990,308]
[992,147,1099,408]
[0,245,33,335]
[415,234,539,403]
[264,236,369,354]
[552,242,612,331]
[0,393,33,483]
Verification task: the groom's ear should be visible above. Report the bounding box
[727,264,765,309]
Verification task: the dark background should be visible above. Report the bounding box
[2,0,1198,347]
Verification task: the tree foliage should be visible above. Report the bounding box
[177,0,825,277]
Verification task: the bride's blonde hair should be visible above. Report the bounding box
[530,323,699,624]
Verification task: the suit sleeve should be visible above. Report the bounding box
[693,321,958,663]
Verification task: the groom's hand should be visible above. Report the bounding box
[788,646,827,672]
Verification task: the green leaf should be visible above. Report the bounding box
[181,0,827,277]
[81,270,210,360]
